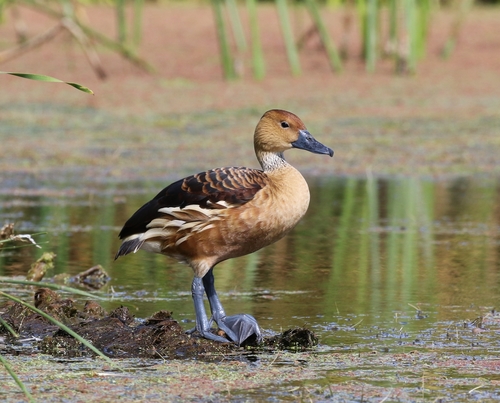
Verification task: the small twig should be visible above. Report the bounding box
[380,391,391,403]
[296,25,318,50]
[9,234,42,249]
[10,5,29,43]
[0,22,64,64]
[268,351,281,367]
[62,17,107,80]
[21,0,155,73]
[468,384,486,394]
[350,318,364,330]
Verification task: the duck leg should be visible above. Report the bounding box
[189,276,231,343]
[202,269,262,345]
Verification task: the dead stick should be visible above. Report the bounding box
[297,25,318,50]
[11,5,29,44]
[62,18,107,80]
[20,0,155,73]
[0,23,64,64]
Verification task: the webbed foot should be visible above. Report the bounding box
[215,313,262,345]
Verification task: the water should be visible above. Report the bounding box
[1,174,500,349]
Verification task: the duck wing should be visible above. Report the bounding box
[117,167,268,240]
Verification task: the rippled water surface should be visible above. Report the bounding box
[2,174,499,349]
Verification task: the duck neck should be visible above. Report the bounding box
[256,151,289,172]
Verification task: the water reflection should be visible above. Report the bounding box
[1,175,500,345]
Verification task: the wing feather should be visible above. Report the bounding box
[117,167,268,241]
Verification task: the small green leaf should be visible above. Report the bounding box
[0,71,94,94]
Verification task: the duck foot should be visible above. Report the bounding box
[186,313,261,345]
[216,313,262,345]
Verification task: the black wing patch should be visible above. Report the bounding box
[118,167,268,239]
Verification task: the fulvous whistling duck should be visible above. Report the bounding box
[115,109,333,344]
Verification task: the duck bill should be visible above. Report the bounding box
[292,130,334,157]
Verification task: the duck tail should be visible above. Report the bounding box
[115,235,144,260]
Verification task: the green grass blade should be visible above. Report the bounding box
[0,353,35,403]
[275,0,301,76]
[405,0,417,73]
[132,0,144,49]
[0,315,19,338]
[116,0,127,45]
[0,278,106,300]
[226,0,247,52]
[304,0,342,72]
[211,0,237,79]
[0,71,93,94]
[246,0,265,79]
[365,0,378,72]
[388,0,398,45]
[0,291,117,367]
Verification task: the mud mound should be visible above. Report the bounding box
[0,288,317,359]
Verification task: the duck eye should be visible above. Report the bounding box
[280,121,290,129]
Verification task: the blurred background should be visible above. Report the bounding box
[2,3,500,400]
[1,0,500,352]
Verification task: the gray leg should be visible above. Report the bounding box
[202,269,262,345]
[189,276,230,343]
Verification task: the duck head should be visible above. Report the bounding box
[254,109,334,157]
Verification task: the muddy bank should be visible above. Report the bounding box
[0,287,317,359]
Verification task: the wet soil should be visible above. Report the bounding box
[1,288,317,359]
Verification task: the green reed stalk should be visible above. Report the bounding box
[442,0,474,59]
[415,0,431,59]
[339,0,355,60]
[246,0,265,79]
[365,0,378,72]
[388,0,398,49]
[116,0,127,45]
[226,0,247,52]
[404,0,417,73]
[356,0,367,59]
[212,0,237,79]
[0,0,5,24]
[388,0,406,72]
[132,0,144,49]
[275,0,301,76]
[304,0,342,72]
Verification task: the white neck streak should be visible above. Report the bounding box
[257,151,289,172]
